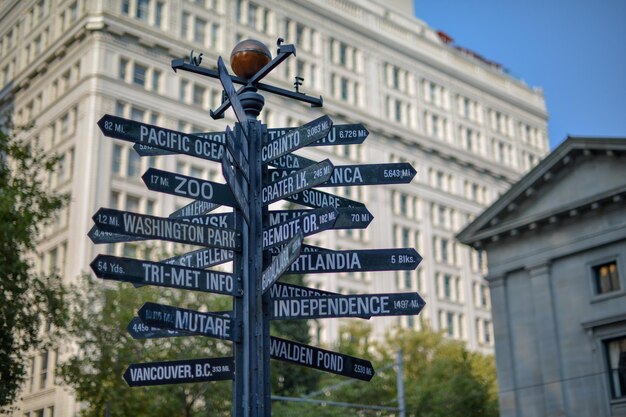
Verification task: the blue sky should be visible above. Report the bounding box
[414,0,626,149]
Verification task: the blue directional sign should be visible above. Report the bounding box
[92,208,241,250]
[97,115,225,162]
[269,162,417,187]
[263,207,338,249]
[271,292,425,320]
[261,116,332,163]
[286,248,422,274]
[138,302,235,341]
[169,200,220,218]
[123,356,234,386]
[262,160,334,205]
[161,247,234,269]
[261,232,303,294]
[91,254,239,296]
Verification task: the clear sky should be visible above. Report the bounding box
[413,0,626,149]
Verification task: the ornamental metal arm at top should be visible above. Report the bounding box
[170,39,323,120]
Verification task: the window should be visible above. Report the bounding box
[194,18,206,44]
[606,336,626,399]
[39,351,49,389]
[152,70,161,92]
[136,0,149,20]
[127,151,140,177]
[112,144,122,174]
[133,64,146,87]
[155,2,164,27]
[119,58,128,81]
[593,261,620,294]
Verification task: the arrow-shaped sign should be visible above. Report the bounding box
[217,56,249,138]
[97,115,225,162]
[142,168,238,208]
[261,232,303,294]
[133,130,227,157]
[161,247,234,269]
[284,188,365,209]
[169,200,220,218]
[269,162,417,187]
[123,356,234,387]
[92,208,241,250]
[138,302,235,341]
[88,225,147,244]
[286,248,422,274]
[266,153,315,170]
[225,126,249,182]
[222,152,250,223]
[267,206,373,230]
[262,159,334,205]
[263,206,338,249]
[271,292,425,320]
[266,123,368,147]
[269,337,374,381]
[90,255,239,296]
[261,115,332,163]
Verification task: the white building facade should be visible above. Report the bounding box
[0,0,548,415]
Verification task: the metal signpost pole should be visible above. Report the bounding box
[90,37,425,417]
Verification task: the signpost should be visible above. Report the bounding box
[89,38,424,417]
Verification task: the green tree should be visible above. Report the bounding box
[276,322,498,417]
[60,274,234,417]
[0,123,69,412]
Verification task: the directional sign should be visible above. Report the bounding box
[266,123,369,147]
[162,247,234,269]
[286,248,422,274]
[225,126,249,182]
[217,56,249,138]
[265,243,333,257]
[261,115,332,163]
[222,152,250,223]
[88,225,147,244]
[138,302,235,341]
[91,255,239,296]
[263,206,338,249]
[284,188,365,209]
[169,200,220,218]
[261,232,303,294]
[97,115,225,162]
[270,162,416,187]
[143,168,238,208]
[127,317,187,339]
[123,356,234,387]
[271,292,425,320]
[269,282,341,299]
[267,207,373,230]
[133,130,227,157]
[92,208,241,250]
[262,159,334,205]
[267,153,315,170]
[269,337,374,381]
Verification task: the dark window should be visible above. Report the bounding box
[594,261,620,294]
[606,336,626,398]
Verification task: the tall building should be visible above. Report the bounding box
[457,137,626,417]
[1,0,548,415]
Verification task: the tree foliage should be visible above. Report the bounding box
[0,123,69,412]
[60,274,234,417]
[274,322,499,417]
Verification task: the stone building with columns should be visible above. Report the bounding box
[458,137,626,417]
[1,0,548,415]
